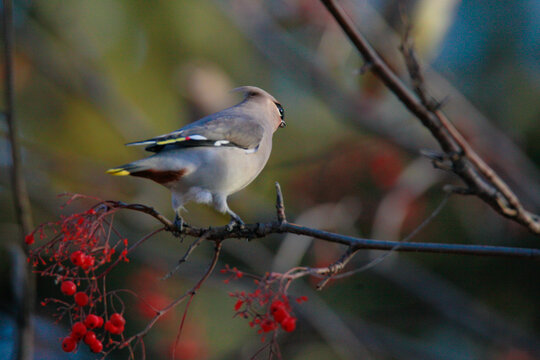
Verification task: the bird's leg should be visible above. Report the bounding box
[213,195,244,231]
[226,210,245,231]
[173,212,184,235]
[171,194,187,238]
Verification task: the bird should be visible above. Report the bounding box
[107,86,286,230]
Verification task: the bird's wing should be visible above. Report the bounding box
[126,113,265,153]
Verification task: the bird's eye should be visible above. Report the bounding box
[276,103,284,120]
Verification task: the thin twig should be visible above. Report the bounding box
[315,247,358,290]
[277,194,450,288]
[162,232,210,280]
[319,0,540,235]
[119,242,223,350]
[172,293,196,360]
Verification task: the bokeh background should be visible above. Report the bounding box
[1,0,539,359]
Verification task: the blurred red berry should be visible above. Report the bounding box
[296,296,308,303]
[74,292,89,306]
[260,319,277,333]
[281,316,296,332]
[81,255,95,270]
[272,307,288,323]
[234,300,244,311]
[95,315,104,328]
[83,331,97,345]
[90,340,103,353]
[62,336,77,352]
[368,151,403,189]
[270,300,285,313]
[110,313,126,327]
[105,320,124,335]
[60,281,76,296]
[84,314,101,329]
[24,233,34,245]
[70,251,86,267]
[71,322,87,338]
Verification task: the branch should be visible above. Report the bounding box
[3,1,34,359]
[104,184,540,260]
[3,0,33,236]
[319,0,540,235]
[115,241,223,354]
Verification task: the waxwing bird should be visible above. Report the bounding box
[107,86,286,230]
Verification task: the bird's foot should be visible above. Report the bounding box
[226,217,245,232]
[173,214,184,237]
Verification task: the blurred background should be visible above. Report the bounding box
[1,0,539,359]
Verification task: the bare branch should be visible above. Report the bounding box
[103,188,540,260]
[319,0,540,235]
[3,0,33,236]
[275,182,287,223]
[3,1,34,359]
[163,232,210,280]
[117,241,223,352]
[315,247,359,290]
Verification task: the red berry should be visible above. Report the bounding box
[260,319,277,333]
[234,300,244,311]
[71,322,87,338]
[84,314,100,329]
[70,251,86,266]
[95,315,104,328]
[105,320,124,335]
[62,336,77,352]
[83,331,97,345]
[81,255,95,270]
[272,307,288,323]
[61,281,77,296]
[74,292,89,307]
[281,316,296,332]
[25,233,35,245]
[270,300,285,313]
[90,340,103,353]
[110,313,126,327]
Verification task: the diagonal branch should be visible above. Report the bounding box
[319,0,540,235]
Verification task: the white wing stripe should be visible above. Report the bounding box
[189,135,207,140]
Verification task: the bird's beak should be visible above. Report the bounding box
[279,120,286,128]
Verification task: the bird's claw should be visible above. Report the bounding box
[227,217,245,231]
[173,215,184,236]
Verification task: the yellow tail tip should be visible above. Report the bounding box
[106,168,130,176]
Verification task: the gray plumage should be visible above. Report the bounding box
[107,86,285,228]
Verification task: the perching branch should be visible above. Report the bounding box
[105,183,540,260]
[319,0,540,235]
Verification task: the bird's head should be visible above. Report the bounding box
[232,86,286,131]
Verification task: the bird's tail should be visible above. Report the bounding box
[107,158,187,185]
[106,162,145,176]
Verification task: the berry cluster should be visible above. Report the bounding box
[223,267,308,342]
[61,312,126,353]
[27,198,132,355]
[220,264,244,283]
